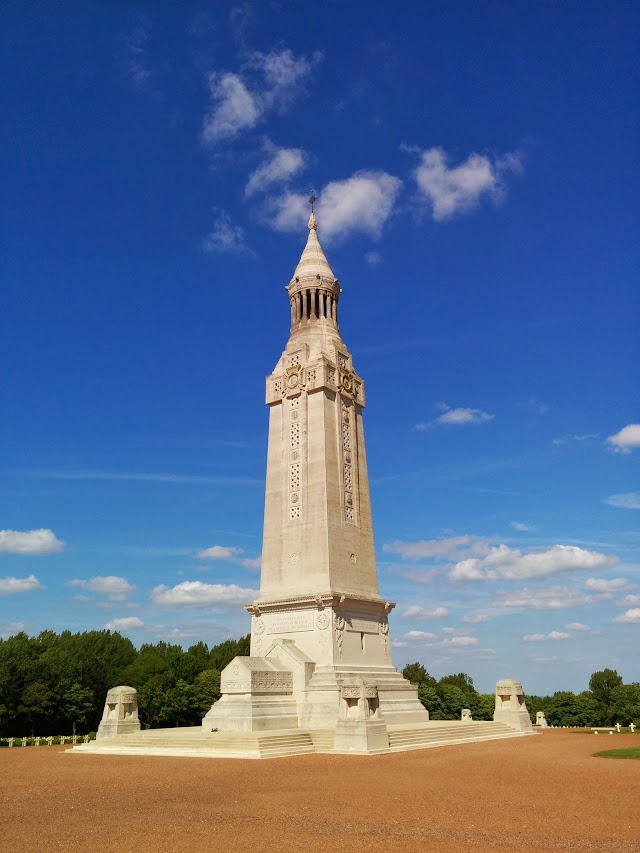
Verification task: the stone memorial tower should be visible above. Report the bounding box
[204,209,427,734]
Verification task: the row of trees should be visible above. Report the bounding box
[0,630,249,736]
[2,630,637,736]
[402,663,640,727]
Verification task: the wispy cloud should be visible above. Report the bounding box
[584,577,630,593]
[202,209,255,256]
[25,469,263,486]
[245,143,307,196]
[523,631,571,642]
[385,535,489,561]
[492,586,593,610]
[400,605,448,619]
[605,492,640,511]
[201,49,317,145]
[511,521,535,532]
[606,423,640,454]
[551,433,598,447]
[69,576,136,602]
[409,146,523,220]
[123,23,153,93]
[0,529,64,555]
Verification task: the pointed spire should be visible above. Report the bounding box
[290,211,336,285]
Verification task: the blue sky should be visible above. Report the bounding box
[1,2,638,694]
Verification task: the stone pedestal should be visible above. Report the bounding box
[535,711,548,728]
[333,678,389,754]
[461,708,472,722]
[493,679,533,732]
[202,657,298,733]
[97,686,140,739]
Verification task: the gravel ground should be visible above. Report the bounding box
[2,730,639,853]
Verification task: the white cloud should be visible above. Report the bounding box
[414,405,494,429]
[0,528,64,555]
[151,581,257,607]
[197,545,242,560]
[401,605,448,619]
[404,630,438,640]
[202,209,254,256]
[584,577,630,592]
[104,616,145,632]
[242,556,262,571]
[523,631,571,642]
[606,424,640,454]
[450,544,617,582]
[202,72,260,143]
[613,608,640,624]
[446,636,478,647]
[493,586,593,610]
[384,534,490,561]
[267,170,402,243]
[69,576,136,601]
[201,50,315,145]
[411,147,523,221]
[0,575,43,595]
[605,492,640,510]
[463,614,490,624]
[365,251,382,267]
[621,594,640,605]
[565,622,592,632]
[124,25,152,92]
[552,433,598,447]
[511,521,535,532]
[245,144,307,196]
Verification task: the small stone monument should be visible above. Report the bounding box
[461,708,472,722]
[493,678,533,732]
[535,711,548,728]
[333,677,389,753]
[97,686,140,739]
[615,722,622,733]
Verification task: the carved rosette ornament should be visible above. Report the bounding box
[316,611,330,630]
[253,617,265,635]
[284,364,304,397]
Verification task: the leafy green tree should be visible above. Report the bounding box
[589,669,623,724]
[439,673,475,693]
[194,669,221,716]
[403,662,428,684]
[417,684,444,718]
[18,682,56,735]
[438,684,468,719]
[610,683,640,726]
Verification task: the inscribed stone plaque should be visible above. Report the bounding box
[346,617,379,634]
[267,611,314,634]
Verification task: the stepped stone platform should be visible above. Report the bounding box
[69,720,533,760]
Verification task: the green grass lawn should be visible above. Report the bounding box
[593,746,640,760]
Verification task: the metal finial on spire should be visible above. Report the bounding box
[309,193,316,212]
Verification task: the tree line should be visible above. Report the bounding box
[402,662,640,728]
[0,629,248,736]
[1,630,637,736]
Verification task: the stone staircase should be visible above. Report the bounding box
[387,720,530,751]
[69,720,531,759]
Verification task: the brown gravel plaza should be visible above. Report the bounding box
[2,729,639,853]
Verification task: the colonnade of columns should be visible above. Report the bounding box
[290,287,339,329]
